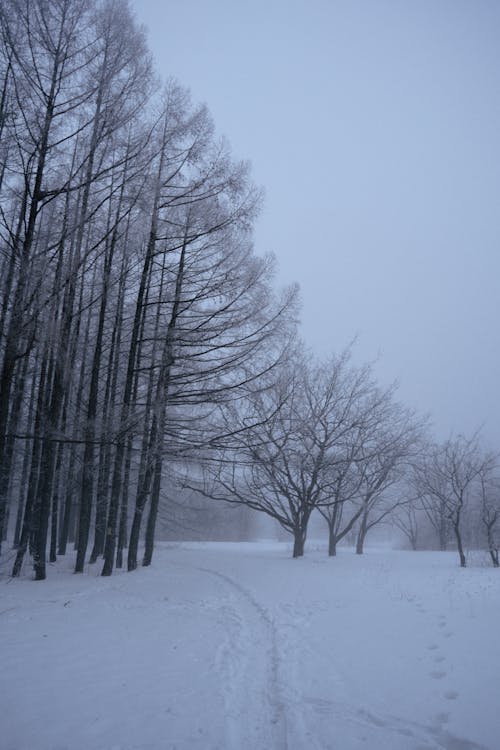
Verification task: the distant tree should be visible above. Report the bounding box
[413,435,494,567]
[353,404,422,556]
[478,469,500,567]
[314,371,395,556]
[392,499,420,551]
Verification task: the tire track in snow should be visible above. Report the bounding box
[196,566,289,750]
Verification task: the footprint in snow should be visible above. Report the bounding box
[433,655,445,664]
[427,644,439,651]
[305,697,333,715]
[430,671,447,680]
[444,690,459,701]
[434,711,450,725]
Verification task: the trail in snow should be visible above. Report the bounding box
[196,566,288,749]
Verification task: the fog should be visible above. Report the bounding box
[133,0,500,448]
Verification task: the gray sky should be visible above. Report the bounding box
[133,0,500,448]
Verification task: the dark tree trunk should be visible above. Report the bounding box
[58,446,78,555]
[13,359,38,548]
[142,454,162,567]
[292,527,305,558]
[356,512,368,555]
[486,523,499,567]
[115,440,132,568]
[11,351,51,577]
[453,522,466,568]
[0,354,29,552]
[13,444,31,549]
[127,426,156,571]
[328,523,337,556]
[49,439,64,563]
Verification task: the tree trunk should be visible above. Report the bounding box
[142,454,162,567]
[49,439,64,563]
[11,351,51,577]
[0,354,29,552]
[328,523,337,556]
[438,519,448,551]
[453,522,466,568]
[486,523,499,567]
[58,446,77,555]
[116,436,132,568]
[292,527,305,558]
[356,512,368,555]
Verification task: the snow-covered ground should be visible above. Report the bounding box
[1,542,499,750]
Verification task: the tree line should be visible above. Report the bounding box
[0,0,297,579]
[1,0,498,580]
[189,351,499,567]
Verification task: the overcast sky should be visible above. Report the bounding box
[133,0,500,448]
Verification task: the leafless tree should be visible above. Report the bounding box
[392,498,421,551]
[352,405,423,554]
[413,435,495,567]
[478,468,500,567]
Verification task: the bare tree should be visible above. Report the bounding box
[353,405,423,555]
[478,469,500,567]
[413,435,494,567]
[392,498,421,551]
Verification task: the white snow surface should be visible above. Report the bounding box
[1,542,499,750]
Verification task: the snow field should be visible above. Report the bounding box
[1,543,499,750]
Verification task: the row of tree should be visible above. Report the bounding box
[402,436,499,567]
[189,350,422,557]
[188,352,499,567]
[1,1,497,579]
[0,0,297,579]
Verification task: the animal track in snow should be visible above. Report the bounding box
[430,670,447,680]
[434,711,449,725]
[444,690,459,701]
